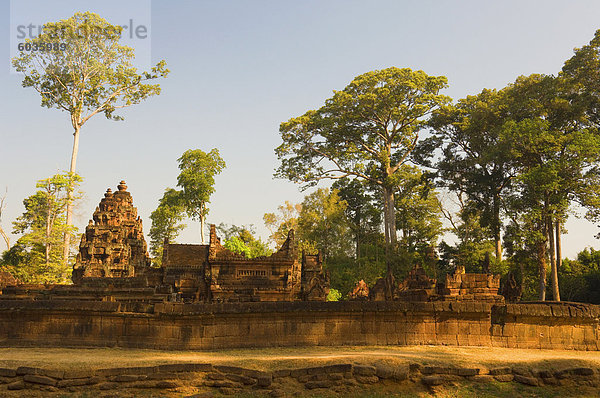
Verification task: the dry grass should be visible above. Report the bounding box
[1,345,600,372]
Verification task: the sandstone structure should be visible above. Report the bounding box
[162,225,329,302]
[348,280,369,300]
[72,181,150,283]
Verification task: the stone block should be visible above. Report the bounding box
[489,367,511,375]
[305,380,333,389]
[355,375,379,384]
[7,380,25,390]
[0,368,17,377]
[156,380,180,388]
[494,374,513,382]
[273,369,291,378]
[225,373,255,385]
[110,374,147,382]
[513,374,538,386]
[422,375,444,386]
[257,375,272,388]
[353,365,376,376]
[16,366,42,375]
[456,368,479,377]
[23,374,57,386]
[57,378,91,387]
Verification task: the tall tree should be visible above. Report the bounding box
[149,188,186,265]
[424,88,515,261]
[176,149,226,244]
[275,67,450,271]
[502,74,600,301]
[12,12,169,266]
[10,173,82,283]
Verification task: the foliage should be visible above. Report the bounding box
[12,12,169,264]
[2,173,82,283]
[394,165,443,252]
[218,223,272,258]
[326,288,342,301]
[558,248,600,303]
[275,67,450,251]
[149,188,186,265]
[423,87,515,260]
[296,188,353,259]
[332,177,382,259]
[263,201,301,247]
[176,148,226,243]
[324,254,386,298]
[438,194,496,274]
[12,12,169,125]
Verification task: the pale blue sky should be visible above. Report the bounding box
[2,0,600,257]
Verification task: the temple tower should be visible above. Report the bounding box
[72,181,150,282]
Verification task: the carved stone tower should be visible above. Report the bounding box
[72,181,150,282]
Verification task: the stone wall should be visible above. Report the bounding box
[0,300,598,351]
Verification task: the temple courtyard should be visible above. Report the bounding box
[1,345,600,397]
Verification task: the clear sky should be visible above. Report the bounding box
[2,0,600,258]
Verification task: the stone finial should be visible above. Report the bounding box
[104,188,113,197]
[117,181,127,191]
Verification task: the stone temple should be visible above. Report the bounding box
[70,181,330,302]
[2,181,502,305]
[72,181,151,282]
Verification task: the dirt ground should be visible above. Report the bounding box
[2,344,600,372]
[2,345,600,397]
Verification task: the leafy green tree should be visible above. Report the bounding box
[438,193,496,274]
[501,74,600,300]
[332,178,382,259]
[296,188,352,259]
[395,165,443,253]
[149,188,186,265]
[562,28,600,128]
[217,224,272,259]
[263,201,302,247]
[424,88,515,261]
[7,173,82,283]
[176,149,226,243]
[12,12,169,266]
[275,67,450,271]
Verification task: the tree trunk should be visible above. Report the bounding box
[553,219,561,301]
[0,226,9,251]
[382,186,397,274]
[537,238,547,301]
[556,219,562,276]
[0,192,9,250]
[493,195,502,261]
[200,216,205,244]
[46,197,52,266]
[62,127,80,267]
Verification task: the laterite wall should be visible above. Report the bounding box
[0,300,598,350]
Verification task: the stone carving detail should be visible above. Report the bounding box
[437,266,503,303]
[72,181,150,283]
[348,280,369,300]
[397,265,437,302]
[301,252,330,301]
